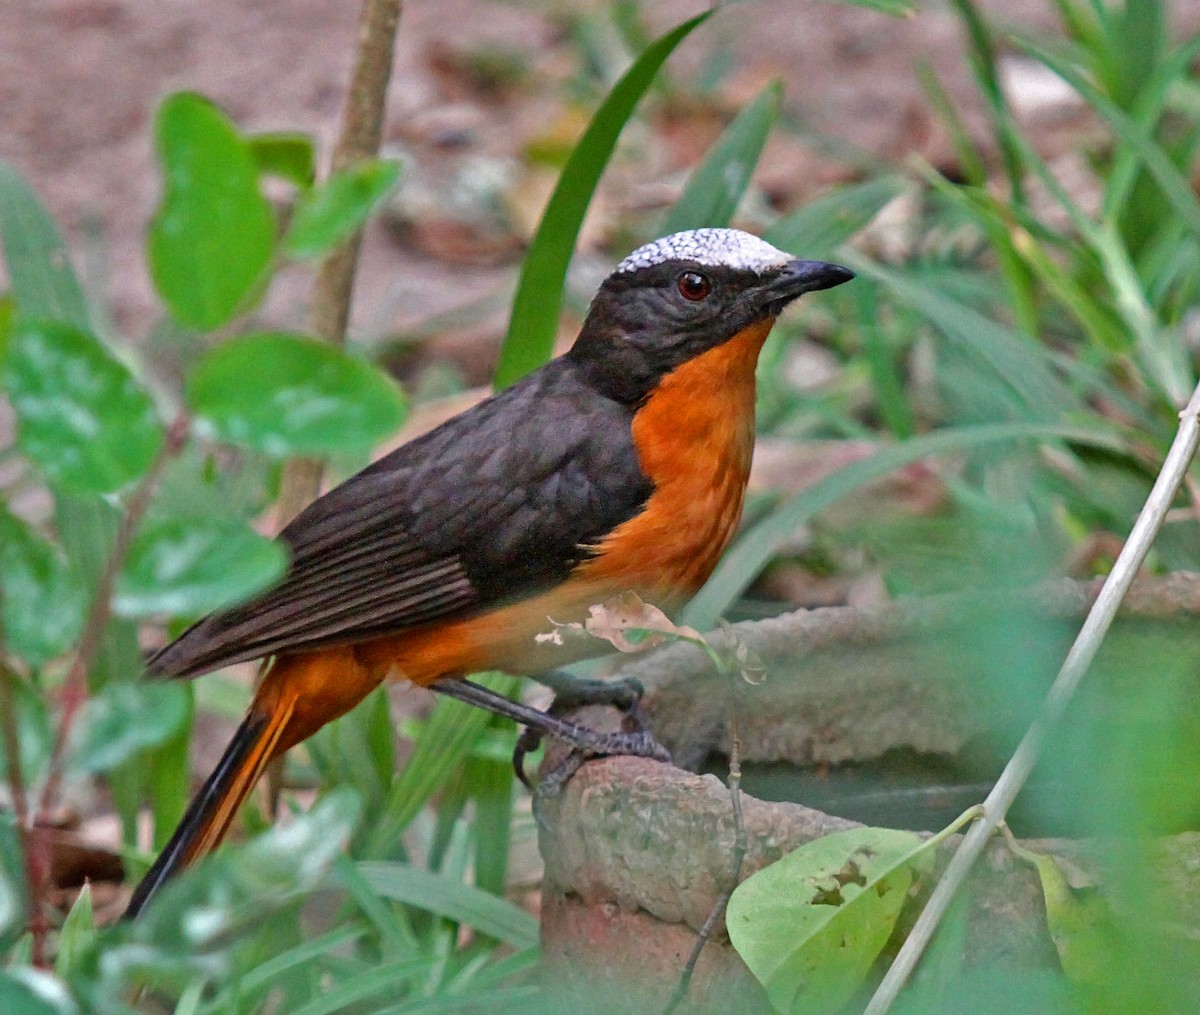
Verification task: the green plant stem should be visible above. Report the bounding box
[276,0,403,528]
[863,378,1200,1015]
[36,414,190,823]
[0,659,45,966]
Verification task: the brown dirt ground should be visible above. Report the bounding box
[7,0,1199,378]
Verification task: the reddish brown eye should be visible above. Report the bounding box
[677,271,712,301]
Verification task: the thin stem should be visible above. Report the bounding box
[35,414,189,823]
[864,380,1200,1015]
[274,0,404,530]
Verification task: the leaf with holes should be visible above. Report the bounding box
[187,332,408,456]
[148,92,275,329]
[3,320,162,493]
[727,827,935,1014]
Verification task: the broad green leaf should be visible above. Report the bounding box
[248,131,317,188]
[148,92,275,330]
[661,79,781,234]
[683,421,1128,630]
[0,511,86,665]
[0,159,89,329]
[727,827,933,1014]
[494,11,712,388]
[284,159,402,259]
[115,516,287,618]
[68,680,190,774]
[358,861,539,949]
[54,884,96,981]
[3,320,163,493]
[766,176,906,260]
[187,331,408,456]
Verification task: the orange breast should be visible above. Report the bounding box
[577,316,774,602]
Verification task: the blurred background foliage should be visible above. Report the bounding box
[3,0,1200,1011]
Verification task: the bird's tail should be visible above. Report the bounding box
[122,698,294,919]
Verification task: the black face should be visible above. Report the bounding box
[566,256,853,404]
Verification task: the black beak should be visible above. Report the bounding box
[760,259,855,314]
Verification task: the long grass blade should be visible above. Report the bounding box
[493,11,711,388]
[683,421,1128,630]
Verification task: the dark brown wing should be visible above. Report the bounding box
[148,358,652,678]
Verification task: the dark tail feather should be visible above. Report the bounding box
[123,704,291,919]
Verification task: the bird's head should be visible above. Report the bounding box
[568,228,854,402]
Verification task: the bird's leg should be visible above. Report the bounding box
[513,670,650,784]
[429,676,669,790]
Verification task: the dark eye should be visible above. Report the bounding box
[677,271,712,302]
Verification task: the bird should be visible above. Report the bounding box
[123,227,853,918]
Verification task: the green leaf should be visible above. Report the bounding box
[358,861,539,949]
[0,971,77,1015]
[0,511,86,666]
[3,320,163,493]
[830,0,915,14]
[148,92,275,330]
[68,680,190,775]
[661,79,781,234]
[365,673,519,856]
[0,159,89,330]
[248,132,317,188]
[494,11,712,388]
[284,159,402,259]
[1006,838,1118,990]
[682,421,1128,630]
[187,332,408,456]
[727,827,934,1014]
[766,176,907,260]
[0,815,26,944]
[0,674,53,785]
[115,516,287,618]
[54,884,96,981]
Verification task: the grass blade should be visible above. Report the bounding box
[358,861,539,949]
[493,11,711,388]
[765,176,905,260]
[682,421,1127,630]
[660,78,781,234]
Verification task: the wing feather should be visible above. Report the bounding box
[149,360,652,679]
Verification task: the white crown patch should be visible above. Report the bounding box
[616,228,792,275]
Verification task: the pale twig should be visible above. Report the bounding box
[35,414,189,824]
[274,0,404,529]
[864,380,1200,1015]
